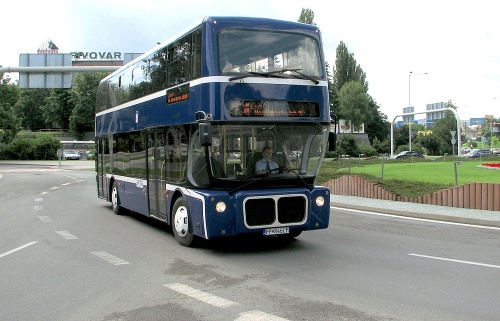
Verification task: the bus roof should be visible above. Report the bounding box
[100,16,321,83]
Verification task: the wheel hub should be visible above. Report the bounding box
[174,206,189,237]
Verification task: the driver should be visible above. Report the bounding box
[255,146,279,174]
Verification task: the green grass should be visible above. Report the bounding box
[317,157,500,198]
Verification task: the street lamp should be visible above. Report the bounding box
[408,71,428,151]
[491,121,493,148]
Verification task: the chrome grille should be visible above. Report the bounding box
[244,195,307,228]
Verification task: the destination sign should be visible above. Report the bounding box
[166,83,190,104]
[230,100,319,117]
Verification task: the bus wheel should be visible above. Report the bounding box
[111,182,122,215]
[172,197,195,247]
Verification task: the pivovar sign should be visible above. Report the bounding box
[71,51,122,61]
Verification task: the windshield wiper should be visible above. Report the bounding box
[228,167,312,195]
[229,68,319,85]
[228,71,286,82]
[283,68,319,85]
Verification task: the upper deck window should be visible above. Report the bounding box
[218,29,323,79]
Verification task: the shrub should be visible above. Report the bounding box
[357,144,378,157]
[0,138,35,160]
[34,135,62,160]
[0,135,62,160]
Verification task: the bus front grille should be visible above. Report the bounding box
[244,195,307,227]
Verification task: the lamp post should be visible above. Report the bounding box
[408,71,428,151]
[491,121,493,148]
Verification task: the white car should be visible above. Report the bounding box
[63,150,81,160]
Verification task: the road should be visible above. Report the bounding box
[0,163,499,321]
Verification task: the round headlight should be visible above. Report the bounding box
[215,201,226,213]
[315,196,325,206]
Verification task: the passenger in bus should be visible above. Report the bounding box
[255,146,279,174]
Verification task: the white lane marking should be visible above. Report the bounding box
[41,192,49,195]
[50,187,59,190]
[409,253,500,269]
[61,183,71,186]
[59,174,78,180]
[38,216,53,223]
[0,241,38,258]
[35,198,43,202]
[333,206,500,230]
[236,310,289,321]
[164,283,237,308]
[91,251,130,265]
[34,206,43,211]
[56,231,78,240]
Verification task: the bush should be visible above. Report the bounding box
[0,135,62,160]
[0,138,35,160]
[34,135,62,160]
[357,144,378,157]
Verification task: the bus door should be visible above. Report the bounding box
[96,138,107,199]
[148,131,167,221]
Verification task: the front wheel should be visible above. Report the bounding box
[111,182,123,215]
[172,197,196,247]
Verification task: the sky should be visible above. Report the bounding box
[1,0,499,122]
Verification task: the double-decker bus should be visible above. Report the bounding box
[95,16,333,246]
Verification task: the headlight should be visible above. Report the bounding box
[215,201,226,213]
[315,196,325,206]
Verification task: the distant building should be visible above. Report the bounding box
[19,39,142,88]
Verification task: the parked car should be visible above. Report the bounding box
[63,150,81,160]
[393,151,424,159]
[462,149,491,158]
[491,148,500,156]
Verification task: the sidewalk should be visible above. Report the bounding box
[0,160,95,170]
[331,194,500,228]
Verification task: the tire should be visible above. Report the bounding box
[111,182,123,215]
[172,197,196,247]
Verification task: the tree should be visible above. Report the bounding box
[416,130,442,155]
[364,97,390,143]
[333,41,368,98]
[42,88,74,129]
[0,75,22,144]
[337,81,371,129]
[297,8,316,25]
[14,88,50,130]
[431,100,459,155]
[69,72,107,139]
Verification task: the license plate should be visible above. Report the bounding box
[263,227,289,236]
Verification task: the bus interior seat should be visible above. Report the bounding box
[246,152,262,175]
[272,152,287,168]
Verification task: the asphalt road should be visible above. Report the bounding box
[0,164,499,321]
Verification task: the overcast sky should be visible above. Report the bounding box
[1,0,499,121]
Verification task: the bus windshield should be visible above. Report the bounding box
[186,123,328,187]
[218,29,323,79]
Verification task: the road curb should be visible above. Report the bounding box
[332,202,500,228]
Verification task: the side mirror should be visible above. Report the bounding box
[328,132,337,151]
[199,122,212,147]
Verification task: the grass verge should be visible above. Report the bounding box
[317,156,500,198]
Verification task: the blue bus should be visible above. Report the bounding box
[95,16,333,246]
